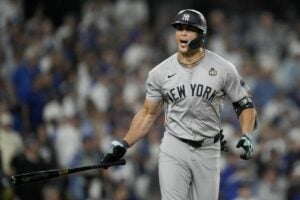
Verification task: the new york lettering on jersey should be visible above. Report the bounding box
[164,83,218,103]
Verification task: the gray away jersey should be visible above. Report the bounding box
[146,50,249,140]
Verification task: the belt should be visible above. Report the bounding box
[177,133,220,148]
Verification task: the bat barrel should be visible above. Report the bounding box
[11,170,60,185]
[10,159,126,185]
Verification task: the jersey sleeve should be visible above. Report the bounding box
[224,64,250,102]
[145,69,163,102]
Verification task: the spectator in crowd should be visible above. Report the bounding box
[0,112,23,176]
[68,129,102,200]
[54,113,82,168]
[10,135,48,199]
[287,161,300,200]
[234,181,259,200]
[256,166,286,200]
[11,46,42,132]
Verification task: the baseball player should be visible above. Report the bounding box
[102,9,257,200]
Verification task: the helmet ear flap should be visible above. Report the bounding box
[187,34,206,50]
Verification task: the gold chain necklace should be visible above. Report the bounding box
[178,50,205,68]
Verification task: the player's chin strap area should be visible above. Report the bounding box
[187,32,206,50]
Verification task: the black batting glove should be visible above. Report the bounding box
[220,132,228,152]
[236,133,254,160]
[101,140,129,165]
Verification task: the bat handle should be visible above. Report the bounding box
[101,159,126,167]
[10,176,16,185]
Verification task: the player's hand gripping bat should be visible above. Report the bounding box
[10,159,126,185]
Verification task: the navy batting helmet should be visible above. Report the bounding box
[172,9,207,49]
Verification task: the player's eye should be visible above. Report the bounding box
[175,24,198,32]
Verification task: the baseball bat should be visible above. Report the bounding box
[10,159,126,185]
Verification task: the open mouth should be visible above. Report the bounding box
[179,40,188,47]
[180,40,188,44]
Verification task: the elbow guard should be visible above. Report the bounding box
[232,96,254,116]
[232,96,258,129]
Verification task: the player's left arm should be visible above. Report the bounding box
[223,63,258,160]
[232,96,257,160]
[232,96,257,133]
[239,105,257,134]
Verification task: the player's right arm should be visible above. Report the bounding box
[123,64,166,146]
[123,99,164,146]
[101,64,164,164]
[101,99,163,164]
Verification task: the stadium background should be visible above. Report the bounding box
[0,0,299,199]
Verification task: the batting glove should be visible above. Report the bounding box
[220,132,228,152]
[101,140,129,165]
[236,133,254,160]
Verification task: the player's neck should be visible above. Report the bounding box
[178,48,205,68]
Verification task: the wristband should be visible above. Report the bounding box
[243,133,252,141]
[121,139,130,148]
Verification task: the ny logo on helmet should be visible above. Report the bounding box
[182,14,190,21]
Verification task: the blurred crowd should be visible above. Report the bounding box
[0,0,299,199]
